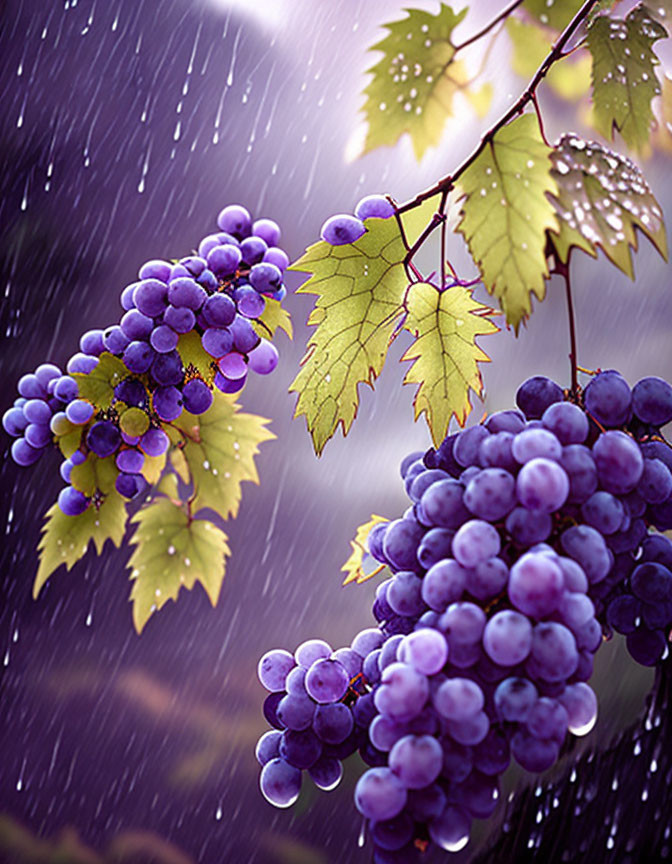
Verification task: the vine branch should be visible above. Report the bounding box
[397,0,599,215]
[555,255,579,396]
[453,0,526,51]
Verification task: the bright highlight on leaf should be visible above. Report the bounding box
[166,392,275,515]
[588,5,666,153]
[361,4,475,161]
[342,515,389,585]
[127,498,230,634]
[456,113,559,331]
[72,352,128,410]
[401,282,499,446]
[34,494,127,598]
[289,217,408,456]
[548,134,668,274]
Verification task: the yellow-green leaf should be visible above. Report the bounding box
[289,216,409,454]
[169,392,274,515]
[361,4,469,161]
[34,494,128,598]
[72,352,129,410]
[177,331,217,385]
[170,446,191,484]
[252,296,293,340]
[141,452,167,485]
[342,515,389,585]
[399,195,442,248]
[58,426,83,459]
[506,17,592,101]
[127,498,230,634]
[588,5,666,152]
[548,134,668,274]
[70,454,118,496]
[401,282,499,445]
[456,113,559,331]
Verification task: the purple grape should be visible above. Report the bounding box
[180,255,208,277]
[354,195,396,220]
[182,379,213,415]
[494,677,537,722]
[217,352,248,380]
[79,329,105,357]
[483,610,533,665]
[593,430,643,494]
[202,327,234,358]
[2,407,28,436]
[67,354,99,375]
[103,325,131,355]
[214,371,246,393]
[248,339,279,375]
[259,758,301,808]
[632,376,672,425]
[240,236,268,265]
[542,401,588,444]
[115,472,148,499]
[584,370,632,427]
[516,376,563,419]
[58,485,90,515]
[452,520,500,568]
[252,218,281,246]
[153,386,183,422]
[217,204,252,238]
[249,262,282,294]
[11,438,43,466]
[133,279,169,317]
[22,399,51,426]
[388,734,442,789]
[167,277,207,310]
[150,324,179,354]
[258,649,296,692]
[295,639,332,667]
[123,341,155,374]
[65,400,94,425]
[207,244,242,277]
[138,259,171,282]
[151,350,184,386]
[34,363,61,388]
[508,551,564,617]
[354,767,407,821]
[382,518,425,571]
[255,730,282,766]
[25,423,52,449]
[516,457,569,512]
[305,659,349,703]
[433,678,484,721]
[230,315,261,353]
[202,294,236,328]
[114,377,147,407]
[139,428,169,457]
[234,285,266,318]
[263,246,289,272]
[86,421,121,458]
[162,305,195,335]
[321,214,366,246]
[115,449,145,474]
[120,309,154,341]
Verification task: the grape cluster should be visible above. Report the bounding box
[256,371,672,861]
[3,204,288,516]
[320,194,396,246]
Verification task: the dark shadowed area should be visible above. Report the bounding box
[0,1,670,862]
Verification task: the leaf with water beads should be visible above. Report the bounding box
[360,4,472,161]
[456,113,559,331]
[127,498,230,634]
[34,494,128,598]
[588,5,667,152]
[547,134,668,275]
[166,391,274,516]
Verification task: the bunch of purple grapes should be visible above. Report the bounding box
[2,204,288,516]
[255,371,672,861]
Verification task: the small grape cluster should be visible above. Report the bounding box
[2,204,288,516]
[255,371,672,862]
[320,194,396,246]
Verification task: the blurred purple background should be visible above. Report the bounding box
[0,1,669,861]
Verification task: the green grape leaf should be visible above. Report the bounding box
[399,195,442,247]
[506,18,592,101]
[156,471,181,503]
[177,331,216,385]
[141,452,167,485]
[401,282,499,445]
[342,514,389,585]
[456,113,559,331]
[361,4,470,161]
[70,454,118,496]
[72,352,129,410]
[167,392,274,515]
[34,493,128,598]
[127,498,230,634]
[548,134,668,274]
[170,446,191,484]
[58,426,83,459]
[289,216,409,455]
[523,0,583,29]
[252,296,294,340]
[588,5,666,152]
[652,71,672,153]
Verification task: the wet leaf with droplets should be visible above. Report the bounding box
[456,113,559,331]
[127,498,229,634]
[588,5,667,152]
[34,494,128,598]
[360,4,473,161]
[166,391,274,515]
[289,216,408,455]
[401,282,499,446]
[548,134,668,275]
